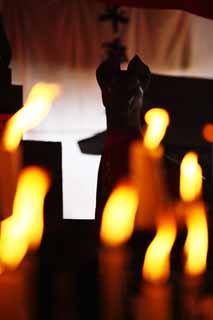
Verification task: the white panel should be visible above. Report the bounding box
[23,131,101,220]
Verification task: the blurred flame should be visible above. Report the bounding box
[180,152,202,202]
[202,123,213,143]
[0,166,50,269]
[180,151,208,276]
[2,83,61,151]
[143,218,177,283]
[184,202,208,276]
[100,181,138,247]
[144,108,169,150]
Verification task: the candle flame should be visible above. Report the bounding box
[2,83,61,151]
[100,181,138,247]
[143,218,177,284]
[184,202,208,276]
[180,152,202,202]
[144,108,169,150]
[202,123,213,143]
[0,166,50,269]
[180,151,208,276]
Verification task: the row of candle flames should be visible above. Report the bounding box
[101,109,209,283]
[0,82,212,287]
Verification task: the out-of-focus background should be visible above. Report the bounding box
[2,0,213,219]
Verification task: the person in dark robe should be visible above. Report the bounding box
[95,55,151,231]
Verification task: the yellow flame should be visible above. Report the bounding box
[184,202,208,276]
[100,181,138,247]
[144,108,169,150]
[180,151,208,276]
[202,123,213,143]
[180,152,202,202]
[2,83,61,151]
[0,166,50,269]
[142,218,177,283]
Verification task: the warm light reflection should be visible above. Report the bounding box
[100,181,138,247]
[142,218,177,283]
[184,202,208,276]
[144,108,169,150]
[0,166,50,269]
[180,152,202,202]
[2,83,61,151]
[202,123,213,143]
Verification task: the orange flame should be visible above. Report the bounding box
[100,181,138,247]
[142,218,177,284]
[0,166,50,269]
[2,83,61,151]
[183,202,208,276]
[202,123,213,143]
[180,152,202,202]
[180,152,208,276]
[144,108,169,150]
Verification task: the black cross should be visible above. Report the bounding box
[98,5,129,33]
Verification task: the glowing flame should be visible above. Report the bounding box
[100,181,138,247]
[180,152,202,202]
[2,83,61,151]
[0,166,50,269]
[144,108,169,150]
[202,123,213,143]
[180,152,208,276]
[142,218,177,283]
[184,202,208,276]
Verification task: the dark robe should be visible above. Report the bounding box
[94,55,151,232]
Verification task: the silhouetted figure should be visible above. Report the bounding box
[95,55,151,230]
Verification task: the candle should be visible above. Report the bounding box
[129,108,170,230]
[134,283,172,320]
[134,214,177,320]
[142,216,177,284]
[99,180,138,320]
[0,83,60,320]
[0,82,60,222]
[0,82,60,269]
[0,165,51,271]
[179,151,209,318]
[180,152,208,278]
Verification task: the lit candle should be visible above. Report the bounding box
[0,83,60,320]
[133,213,177,320]
[0,82,60,268]
[0,82,60,221]
[99,180,138,320]
[179,151,209,318]
[0,166,50,270]
[129,108,170,230]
